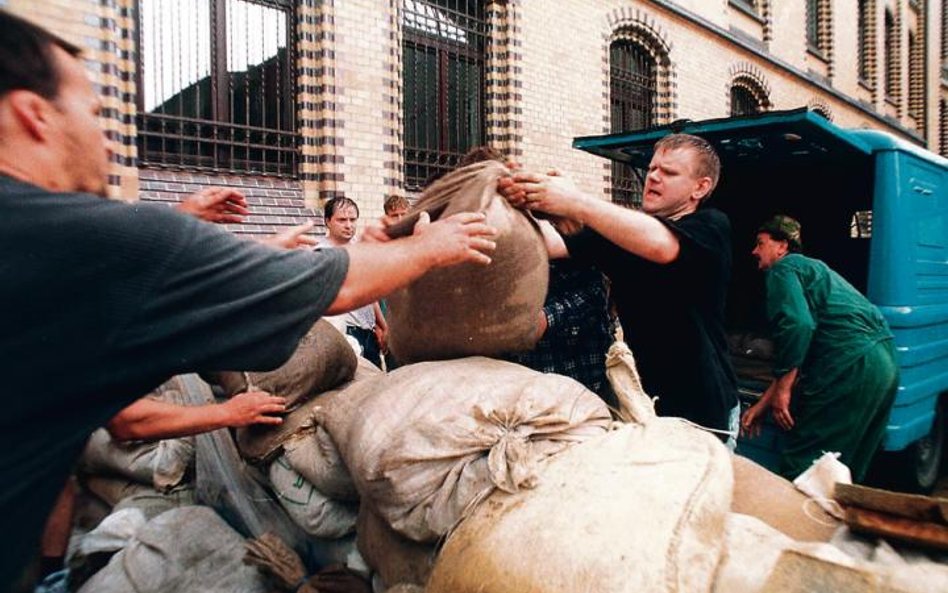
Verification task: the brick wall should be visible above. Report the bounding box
[139,170,323,240]
[6,0,945,226]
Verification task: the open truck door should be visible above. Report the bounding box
[573,108,948,491]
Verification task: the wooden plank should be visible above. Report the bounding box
[835,482,948,524]
[845,507,948,552]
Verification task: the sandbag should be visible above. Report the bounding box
[79,429,160,485]
[206,319,357,408]
[269,455,358,539]
[284,425,357,501]
[732,454,839,542]
[714,513,948,593]
[314,357,611,542]
[236,355,381,464]
[355,504,435,590]
[78,380,194,491]
[426,419,734,593]
[384,161,548,363]
[77,506,269,593]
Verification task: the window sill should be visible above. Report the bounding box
[728,0,765,25]
[858,78,874,92]
[806,46,828,63]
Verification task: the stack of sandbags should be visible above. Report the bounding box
[384,160,549,363]
[313,356,612,545]
[229,357,379,542]
[426,418,734,593]
[78,377,196,516]
[77,506,269,593]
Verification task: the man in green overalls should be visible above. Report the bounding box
[740,215,899,482]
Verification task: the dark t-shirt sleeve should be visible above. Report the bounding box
[110,206,349,374]
[661,208,731,275]
[564,208,730,277]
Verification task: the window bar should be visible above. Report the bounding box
[246,4,254,171]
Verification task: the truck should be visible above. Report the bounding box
[572,108,948,491]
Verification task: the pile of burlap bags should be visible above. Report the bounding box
[77,377,198,520]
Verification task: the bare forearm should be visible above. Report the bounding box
[325,240,435,314]
[107,400,229,441]
[572,198,680,264]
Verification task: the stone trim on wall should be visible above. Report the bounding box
[605,7,677,126]
[298,0,343,206]
[383,0,403,195]
[807,98,834,120]
[484,0,523,159]
[728,62,773,111]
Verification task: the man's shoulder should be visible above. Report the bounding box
[682,206,731,229]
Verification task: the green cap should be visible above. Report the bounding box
[758,215,802,252]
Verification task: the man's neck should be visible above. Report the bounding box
[324,235,351,247]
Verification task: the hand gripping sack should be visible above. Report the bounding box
[312,357,611,542]
[234,355,379,465]
[384,161,548,363]
[426,420,734,593]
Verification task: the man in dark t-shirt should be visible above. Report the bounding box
[0,12,497,589]
[499,134,738,437]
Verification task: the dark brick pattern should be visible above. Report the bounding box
[139,169,323,239]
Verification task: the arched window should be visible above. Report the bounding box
[402,0,488,190]
[729,76,770,116]
[609,39,656,207]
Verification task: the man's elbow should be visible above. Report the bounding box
[105,415,141,442]
[325,287,357,315]
[651,241,680,265]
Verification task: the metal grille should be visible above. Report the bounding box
[884,9,898,100]
[908,30,924,125]
[940,100,947,157]
[806,0,822,53]
[136,0,299,177]
[402,0,488,191]
[730,85,760,116]
[610,40,655,208]
[857,0,870,82]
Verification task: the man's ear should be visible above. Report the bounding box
[692,176,713,203]
[6,90,53,141]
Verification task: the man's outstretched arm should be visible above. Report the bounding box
[106,391,286,441]
[326,211,497,314]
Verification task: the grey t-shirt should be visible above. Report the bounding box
[0,176,348,588]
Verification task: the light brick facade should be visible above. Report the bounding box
[3,0,946,233]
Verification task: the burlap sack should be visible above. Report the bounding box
[77,506,269,593]
[426,420,734,593]
[355,504,435,590]
[714,513,948,593]
[79,378,194,491]
[206,319,357,408]
[313,357,611,542]
[384,161,548,363]
[269,456,358,539]
[236,356,381,465]
[731,455,839,542]
[284,425,358,501]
